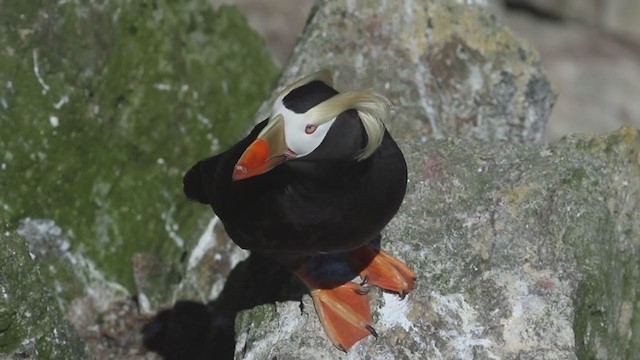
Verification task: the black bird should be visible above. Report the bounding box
[183,71,415,351]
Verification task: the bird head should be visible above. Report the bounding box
[233,71,391,181]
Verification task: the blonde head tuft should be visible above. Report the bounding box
[305,91,390,160]
[277,71,390,160]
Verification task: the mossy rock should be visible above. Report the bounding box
[0,0,278,289]
[0,226,89,358]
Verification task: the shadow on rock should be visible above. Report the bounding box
[141,253,306,360]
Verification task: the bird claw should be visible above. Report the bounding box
[296,275,374,351]
[359,275,369,286]
[355,285,370,295]
[349,245,416,295]
[365,325,378,338]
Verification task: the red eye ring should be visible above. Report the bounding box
[305,124,317,134]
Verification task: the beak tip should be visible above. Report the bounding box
[232,164,248,181]
[232,125,287,180]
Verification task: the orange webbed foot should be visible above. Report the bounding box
[295,269,376,351]
[349,244,416,297]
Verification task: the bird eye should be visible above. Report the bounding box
[305,124,317,134]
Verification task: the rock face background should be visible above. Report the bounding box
[501,2,640,142]
[221,0,640,143]
[235,127,640,360]
[1,0,638,359]
[506,0,640,40]
[256,0,555,144]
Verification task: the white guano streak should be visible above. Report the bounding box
[188,216,219,270]
[403,0,443,139]
[32,49,50,94]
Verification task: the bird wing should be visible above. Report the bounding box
[183,154,220,204]
[182,118,270,204]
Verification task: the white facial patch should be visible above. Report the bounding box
[271,98,336,158]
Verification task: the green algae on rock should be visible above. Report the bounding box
[0,227,90,358]
[0,0,278,288]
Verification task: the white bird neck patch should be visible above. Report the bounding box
[271,98,336,158]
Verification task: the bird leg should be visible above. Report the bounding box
[294,268,376,352]
[348,244,416,298]
[293,245,414,351]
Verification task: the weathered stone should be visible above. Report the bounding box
[14,219,153,359]
[16,219,129,312]
[0,226,90,358]
[500,10,640,142]
[210,0,316,66]
[254,0,556,144]
[505,0,640,41]
[234,127,640,359]
[170,217,250,303]
[0,0,278,289]
[132,253,181,315]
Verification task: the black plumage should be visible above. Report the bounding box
[183,80,407,267]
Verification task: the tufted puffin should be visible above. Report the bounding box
[183,71,415,351]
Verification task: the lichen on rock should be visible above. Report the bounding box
[0,0,278,289]
[0,0,278,358]
[0,226,90,359]
[2,0,638,359]
[234,127,640,359]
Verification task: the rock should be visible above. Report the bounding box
[499,11,640,142]
[169,217,250,303]
[16,219,129,310]
[145,0,560,358]
[254,0,556,143]
[15,219,155,359]
[234,127,640,359]
[143,254,303,359]
[0,226,90,358]
[211,0,316,66]
[0,0,278,289]
[505,0,640,41]
[132,253,181,315]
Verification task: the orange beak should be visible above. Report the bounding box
[233,115,289,181]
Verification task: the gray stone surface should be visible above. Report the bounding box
[3,0,637,358]
[0,227,90,359]
[211,0,316,66]
[13,219,153,360]
[224,0,640,145]
[506,0,640,41]
[502,11,640,142]
[235,127,640,359]
[255,0,556,144]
